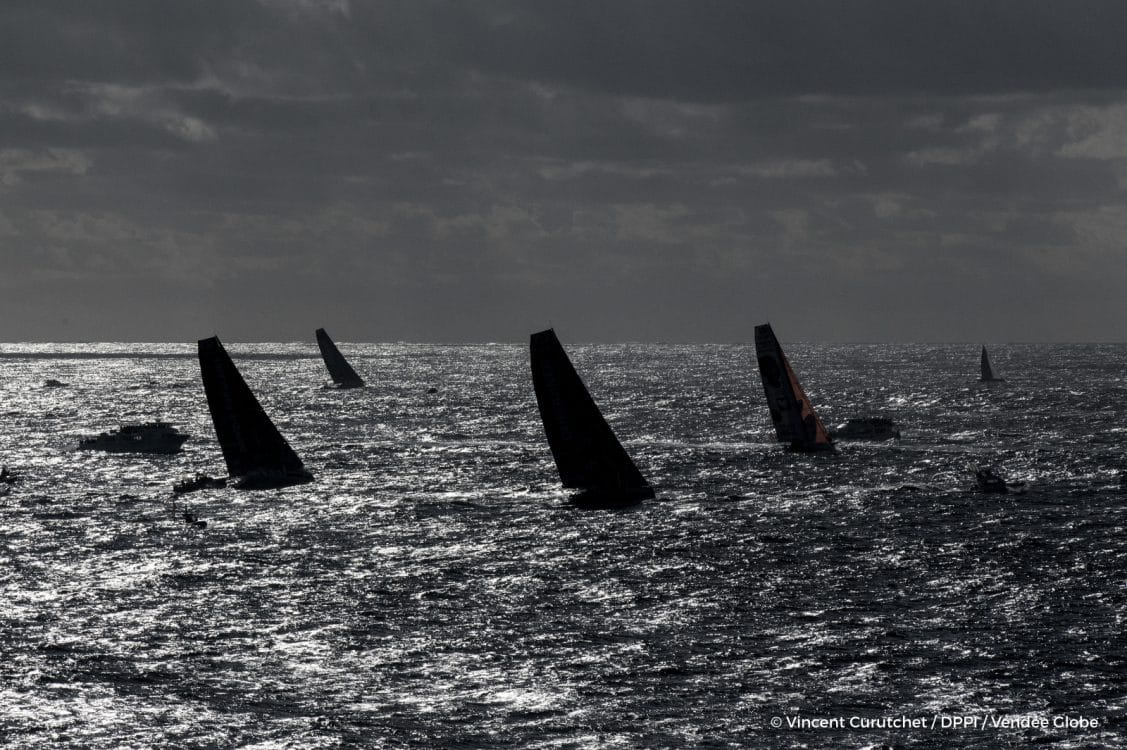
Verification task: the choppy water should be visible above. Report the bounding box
[1,342,1125,749]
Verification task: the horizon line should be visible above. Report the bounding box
[1,339,1125,346]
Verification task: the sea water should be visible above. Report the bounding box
[0,342,1124,748]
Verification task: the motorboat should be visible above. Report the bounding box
[78,421,188,454]
[173,473,228,494]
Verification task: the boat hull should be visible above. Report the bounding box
[569,485,655,509]
[78,436,188,454]
[829,418,901,441]
[327,381,364,390]
[786,441,837,453]
[234,470,314,490]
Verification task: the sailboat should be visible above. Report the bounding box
[530,328,654,508]
[197,336,314,489]
[315,328,364,388]
[979,345,1005,382]
[753,323,834,452]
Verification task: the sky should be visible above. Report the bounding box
[3,1,1127,342]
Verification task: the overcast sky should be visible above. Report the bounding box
[3,1,1127,342]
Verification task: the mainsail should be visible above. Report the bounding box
[530,329,654,504]
[980,345,1004,382]
[197,336,313,488]
[315,328,364,388]
[754,323,834,452]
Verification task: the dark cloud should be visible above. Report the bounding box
[2,1,1127,341]
[439,1,1127,99]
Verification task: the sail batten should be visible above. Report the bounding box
[197,336,312,488]
[754,323,834,452]
[530,329,653,504]
[316,328,364,388]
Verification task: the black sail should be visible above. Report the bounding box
[197,336,312,488]
[754,323,834,452]
[530,329,653,504]
[980,345,1004,382]
[315,328,364,388]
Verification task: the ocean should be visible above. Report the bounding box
[0,342,1124,748]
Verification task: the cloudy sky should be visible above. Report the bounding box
[3,1,1127,342]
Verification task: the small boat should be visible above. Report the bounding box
[0,466,16,484]
[43,379,67,388]
[974,465,1024,494]
[172,473,228,494]
[170,496,209,528]
[754,323,834,452]
[530,328,654,508]
[980,346,1005,382]
[198,336,313,490]
[830,417,901,441]
[974,466,1008,493]
[315,328,364,388]
[182,511,207,529]
[78,422,188,454]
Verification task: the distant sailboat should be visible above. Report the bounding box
[197,336,313,489]
[315,328,364,388]
[980,345,1005,382]
[530,328,654,508]
[754,323,834,452]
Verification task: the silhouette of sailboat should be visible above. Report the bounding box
[754,323,834,452]
[197,336,313,489]
[530,328,654,508]
[315,328,364,388]
[980,345,1005,382]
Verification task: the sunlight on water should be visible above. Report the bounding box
[0,343,1126,747]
